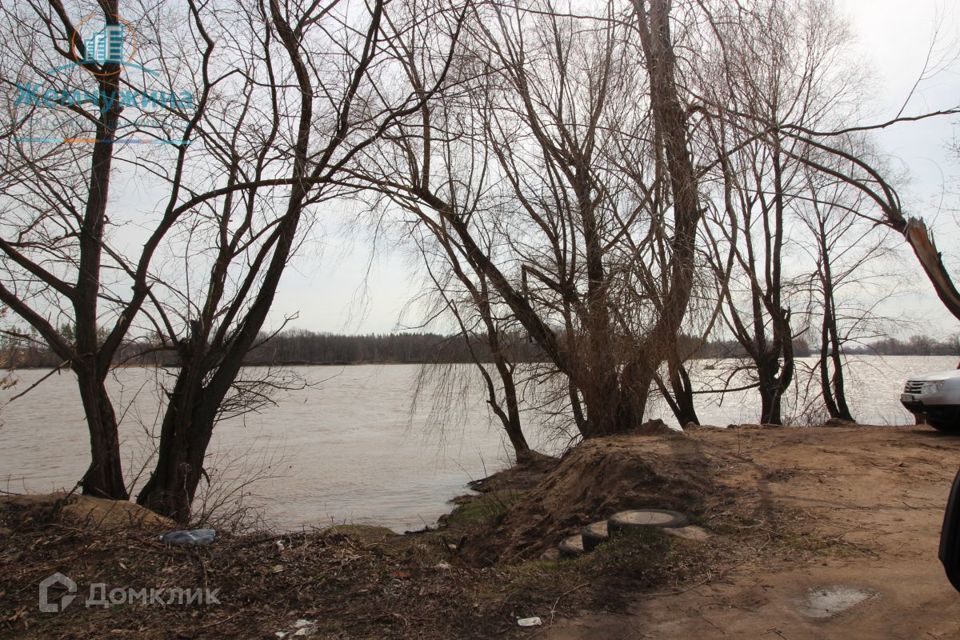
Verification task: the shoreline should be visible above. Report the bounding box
[4,423,960,638]
[4,352,954,372]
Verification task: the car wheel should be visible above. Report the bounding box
[940,468,960,592]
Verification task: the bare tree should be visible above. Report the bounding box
[349,0,712,437]
[694,0,873,424]
[682,0,960,426]
[0,0,211,498]
[135,0,467,521]
[697,2,960,326]
[0,0,464,521]
[795,169,897,422]
[411,229,534,462]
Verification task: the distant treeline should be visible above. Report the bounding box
[1,330,546,368]
[2,330,956,369]
[241,330,546,366]
[845,336,960,357]
[691,335,958,359]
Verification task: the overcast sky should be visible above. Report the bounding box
[264,0,960,339]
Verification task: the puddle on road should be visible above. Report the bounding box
[799,585,877,619]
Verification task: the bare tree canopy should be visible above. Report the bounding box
[0,0,958,521]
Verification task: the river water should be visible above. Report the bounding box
[0,355,955,531]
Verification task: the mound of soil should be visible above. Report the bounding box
[467,452,560,494]
[467,433,723,564]
[0,492,174,532]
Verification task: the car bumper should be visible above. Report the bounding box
[901,396,960,421]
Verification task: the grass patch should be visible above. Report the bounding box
[442,489,524,529]
[319,523,398,544]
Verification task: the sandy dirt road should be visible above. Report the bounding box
[545,426,960,640]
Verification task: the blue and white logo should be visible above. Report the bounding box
[13,12,195,145]
[81,23,124,65]
[44,15,158,78]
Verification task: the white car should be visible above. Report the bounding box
[901,370,960,432]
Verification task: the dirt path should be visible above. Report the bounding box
[544,426,960,640]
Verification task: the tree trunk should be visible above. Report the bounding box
[819,348,841,420]
[579,378,624,436]
[568,379,590,437]
[478,299,532,464]
[817,243,854,422]
[828,347,853,421]
[819,309,854,421]
[75,365,128,500]
[74,6,126,501]
[616,361,654,432]
[493,358,532,463]
[757,344,793,426]
[903,219,960,321]
[757,362,783,425]
[136,366,218,523]
[667,360,700,426]
[631,0,704,418]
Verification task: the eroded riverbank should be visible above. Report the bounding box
[3,423,959,639]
